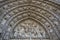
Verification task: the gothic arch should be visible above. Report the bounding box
[0,0,60,40]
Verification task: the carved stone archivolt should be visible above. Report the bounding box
[0,0,60,40]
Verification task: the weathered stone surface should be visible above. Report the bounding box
[0,0,60,40]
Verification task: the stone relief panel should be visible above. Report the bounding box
[13,19,49,38]
[0,0,60,40]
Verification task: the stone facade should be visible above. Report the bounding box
[0,0,60,40]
